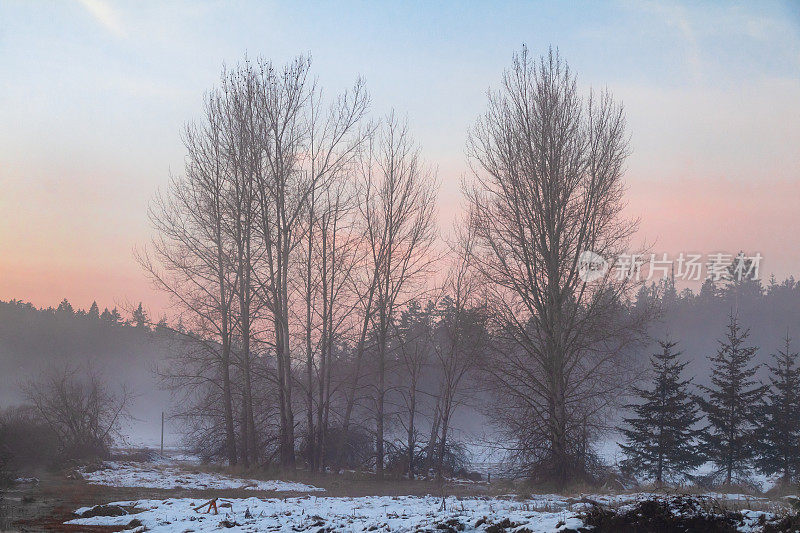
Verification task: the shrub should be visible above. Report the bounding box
[0,406,59,480]
[21,365,132,461]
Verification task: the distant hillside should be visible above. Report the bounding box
[0,299,178,446]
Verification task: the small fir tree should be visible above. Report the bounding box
[695,313,767,485]
[619,339,703,483]
[754,334,800,483]
[155,315,169,333]
[56,298,74,314]
[132,303,148,329]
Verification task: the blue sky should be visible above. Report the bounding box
[1,0,799,311]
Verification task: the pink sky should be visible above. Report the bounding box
[1,1,798,318]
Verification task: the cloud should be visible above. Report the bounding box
[76,0,126,38]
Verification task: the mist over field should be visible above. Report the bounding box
[3,277,799,453]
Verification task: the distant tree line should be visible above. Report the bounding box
[13,297,155,329]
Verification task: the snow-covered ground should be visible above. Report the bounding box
[66,455,791,531]
[67,493,778,532]
[67,494,588,532]
[80,461,324,492]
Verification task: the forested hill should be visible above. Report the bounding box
[0,299,176,445]
[638,276,800,385]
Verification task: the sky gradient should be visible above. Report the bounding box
[1,0,799,316]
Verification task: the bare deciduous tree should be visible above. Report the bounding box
[250,56,369,468]
[466,46,649,486]
[298,81,371,471]
[138,86,240,465]
[360,113,438,479]
[22,365,132,460]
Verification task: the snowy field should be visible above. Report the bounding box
[67,493,777,532]
[67,494,598,532]
[64,457,791,532]
[80,461,324,492]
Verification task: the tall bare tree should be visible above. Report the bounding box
[298,83,371,470]
[138,86,240,465]
[360,113,438,479]
[143,56,369,469]
[216,62,264,466]
[465,47,648,486]
[250,56,369,468]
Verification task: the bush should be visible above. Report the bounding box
[21,365,131,461]
[0,407,59,481]
[318,426,373,469]
[384,439,470,478]
[577,496,749,533]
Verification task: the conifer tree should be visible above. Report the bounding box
[698,278,719,303]
[754,334,800,483]
[695,313,766,484]
[109,307,122,324]
[155,315,168,333]
[88,301,100,320]
[100,307,112,321]
[619,339,703,483]
[132,302,148,329]
[56,298,74,314]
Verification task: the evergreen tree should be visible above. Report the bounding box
[634,283,657,313]
[155,315,168,333]
[754,334,800,483]
[56,298,74,314]
[109,307,122,324]
[661,270,678,309]
[88,301,100,320]
[100,307,112,321]
[695,313,767,484]
[619,339,703,483]
[724,252,763,299]
[697,278,719,303]
[132,303,148,329]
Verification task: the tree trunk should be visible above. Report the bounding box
[240,309,257,463]
[218,275,236,466]
[305,205,315,469]
[427,398,441,470]
[436,406,450,480]
[407,380,417,478]
[376,322,386,480]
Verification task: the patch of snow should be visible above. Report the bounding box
[79,461,324,492]
[67,492,785,532]
[68,495,585,532]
